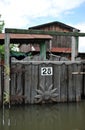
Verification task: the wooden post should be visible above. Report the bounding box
[40,42,46,60]
[75,36,79,57]
[4,33,10,107]
[71,29,79,61]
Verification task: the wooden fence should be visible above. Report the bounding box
[10,61,83,104]
[82,62,85,97]
[0,61,84,105]
[0,65,4,106]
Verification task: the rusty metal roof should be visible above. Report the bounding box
[0,33,4,39]
[33,47,71,53]
[20,46,71,53]
[50,47,71,53]
[0,33,52,44]
[9,34,52,39]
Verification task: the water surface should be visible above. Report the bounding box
[0,101,85,130]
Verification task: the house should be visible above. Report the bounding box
[28,21,80,60]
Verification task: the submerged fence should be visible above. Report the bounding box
[0,61,85,105]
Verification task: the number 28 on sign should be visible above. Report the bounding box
[41,67,53,76]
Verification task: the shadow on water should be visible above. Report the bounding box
[0,101,85,130]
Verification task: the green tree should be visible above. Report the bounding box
[0,15,4,59]
[0,14,4,33]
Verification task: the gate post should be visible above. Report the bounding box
[71,29,79,61]
[40,42,46,60]
[4,33,10,107]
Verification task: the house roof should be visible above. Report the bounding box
[50,47,71,53]
[27,46,71,53]
[29,21,80,32]
[0,33,52,44]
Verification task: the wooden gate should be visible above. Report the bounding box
[10,61,83,105]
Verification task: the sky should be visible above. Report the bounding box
[0,0,85,52]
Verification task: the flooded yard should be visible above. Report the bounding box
[0,101,85,130]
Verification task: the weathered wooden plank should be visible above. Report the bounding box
[10,66,17,96]
[0,55,1,104]
[16,64,23,95]
[83,63,85,96]
[0,65,1,104]
[11,64,26,104]
[37,63,46,103]
[74,63,82,101]
[24,64,31,104]
[60,63,68,102]
[71,36,76,61]
[45,63,53,88]
[39,63,46,87]
[68,65,73,102]
[45,63,53,103]
[4,33,10,106]
[0,65,4,106]
[10,65,18,104]
[84,75,85,96]
[5,28,85,37]
[30,64,39,104]
[67,64,74,101]
[72,63,77,101]
[53,64,61,102]
[11,60,82,65]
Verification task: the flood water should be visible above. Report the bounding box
[0,101,85,130]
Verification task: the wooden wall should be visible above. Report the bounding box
[10,61,83,105]
[0,61,84,105]
[82,62,85,96]
[0,65,4,106]
[51,35,71,48]
[30,24,72,49]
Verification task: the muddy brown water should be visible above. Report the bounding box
[0,101,85,130]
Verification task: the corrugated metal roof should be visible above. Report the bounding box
[27,47,71,53]
[0,33,4,39]
[0,33,52,44]
[20,45,71,53]
[0,33,52,39]
[50,47,71,53]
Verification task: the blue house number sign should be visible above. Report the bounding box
[41,67,53,76]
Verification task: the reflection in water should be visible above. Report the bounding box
[0,101,85,130]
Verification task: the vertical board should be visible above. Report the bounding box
[10,64,17,96]
[75,63,82,101]
[31,64,39,104]
[0,65,1,104]
[68,64,73,101]
[45,63,53,90]
[24,64,31,104]
[39,63,46,88]
[72,63,77,101]
[83,63,85,96]
[0,65,4,106]
[68,63,76,101]
[38,63,46,103]
[16,64,23,95]
[4,33,10,105]
[60,63,68,102]
[45,63,54,103]
[53,64,61,102]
